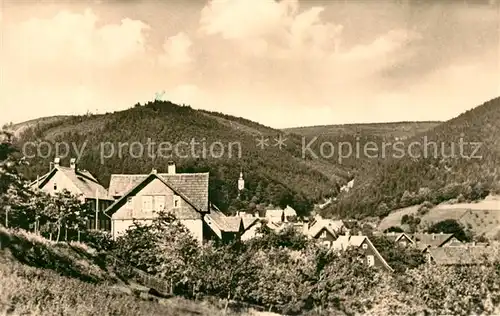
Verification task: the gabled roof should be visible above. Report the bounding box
[411,233,455,248]
[31,166,109,200]
[242,217,259,230]
[205,209,243,233]
[308,219,344,238]
[265,209,284,218]
[104,172,207,216]
[427,246,496,265]
[109,172,209,212]
[384,232,415,244]
[331,235,394,272]
[283,205,297,217]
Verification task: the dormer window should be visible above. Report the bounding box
[362,243,368,249]
[53,183,57,191]
[173,194,180,208]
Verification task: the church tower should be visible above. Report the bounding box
[237,170,245,198]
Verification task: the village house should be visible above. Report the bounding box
[104,162,244,244]
[384,232,415,247]
[30,157,113,230]
[306,218,345,248]
[204,207,245,243]
[411,233,463,251]
[331,233,393,272]
[264,205,297,223]
[424,245,496,266]
[240,217,261,241]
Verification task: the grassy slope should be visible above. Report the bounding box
[0,228,270,316]
[284,121,442,140]
[378,196,500,238]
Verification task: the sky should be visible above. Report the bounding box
[1,0,499,129]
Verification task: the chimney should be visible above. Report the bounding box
[358,231,363,236]
[167,161,176,174]
[345,230,350,236]
[151,168,157,174]
[70,158,77,171]
[54,157,60,168]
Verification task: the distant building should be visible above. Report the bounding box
[204,207,245,243]
[306,218,345,248]
[240,217,261,241]
[424,245,495,266]
[384,232,415,247]
[30,157,113,230]
[411,233,462,251]
[265,205,297,223]
[331,234,393,272]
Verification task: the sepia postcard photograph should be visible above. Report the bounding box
[1,0,500,315]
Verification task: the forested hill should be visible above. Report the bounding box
[325,96,500,219]
[12,101,353,216]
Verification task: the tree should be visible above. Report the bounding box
[384,226,404,233]
[427,219,472,242]
[44,190,91,242]
[370,235,426,273]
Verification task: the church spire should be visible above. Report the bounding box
[238,169,245,198]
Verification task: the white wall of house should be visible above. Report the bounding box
[111,178,204,244]
[38,170,84,201]
[241,223,261,241]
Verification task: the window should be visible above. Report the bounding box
[321,230,327,238]
[142,196,153,212]
[362,243,368,249]
[367,255,374,267]
[53,183,57,191]
[154,195,165,211]
[401,241,407,246]
[173,194,181,208]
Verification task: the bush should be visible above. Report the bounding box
[80,230,114,252]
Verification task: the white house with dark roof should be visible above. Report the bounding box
[104,162,243,244]
[30,157,113,230]
[306,218,345,247]
[331,234,393,272]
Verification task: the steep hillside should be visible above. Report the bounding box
[284,121,441,141]
[3,116,71,139]
[378,196,500,238]
[0,228,264,316]
[327,96,500,219]
[13,101,350,215]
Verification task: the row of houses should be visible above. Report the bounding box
[30,158,494,271]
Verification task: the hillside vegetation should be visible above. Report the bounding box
[0,227,279,316]
[326,96,500,219]
[13,101,351,216]
[285,121,441,140]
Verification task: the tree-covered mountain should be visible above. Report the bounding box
[11,101,353,216]
[325,96,500,219]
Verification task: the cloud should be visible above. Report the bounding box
[1,0,499,129]
[7,9,150,67]
[158,32,194,68]
[199,0,342,59]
